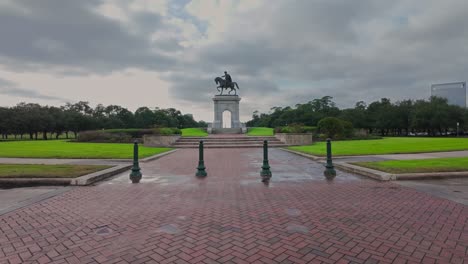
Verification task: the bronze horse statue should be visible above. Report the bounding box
[214,77,240,95]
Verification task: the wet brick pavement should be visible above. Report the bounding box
[0,148,467,263]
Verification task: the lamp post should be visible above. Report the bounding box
[196,140,207,177]
[130,140,142,183]
[457,122,460,137]
[323,138,336,180]
[260,140,272,182]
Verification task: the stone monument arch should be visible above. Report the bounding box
[212,95,241,129]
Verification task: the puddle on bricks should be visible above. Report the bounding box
[286,223,310,233]
[100,148,367,188]
[157,224,181,235]
[99,168,192,186]
[244,148,367,183]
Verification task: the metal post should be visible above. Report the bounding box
[130,140,142,183]
[457,122,459,137]
[260,140,272,182]
[324,138,336,180]
[196,140,207,177]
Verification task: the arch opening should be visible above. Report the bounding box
[222,110,232,128]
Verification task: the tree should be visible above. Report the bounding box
[318,117,344,139]
[135,107,156,128]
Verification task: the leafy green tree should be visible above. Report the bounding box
[318,117,344,139]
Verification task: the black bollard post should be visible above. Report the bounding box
[323,138,336,180]
[130,140,142,183]
[260,140,272,182]
[196,140,207,177]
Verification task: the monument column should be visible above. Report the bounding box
[213,100,222,128]
[231,100,241,128]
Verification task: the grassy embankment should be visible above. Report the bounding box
[0,140,171,159]
[181,128,208,137]
[289,137,468,156]
[354,157,468,173]
[247,127,274,136]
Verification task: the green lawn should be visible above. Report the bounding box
[289,137,468,156]
[247,127,274,136]
[0,140,172,159]
[181,128,208,137]
[0,164,111,178]
[354,157,468,173]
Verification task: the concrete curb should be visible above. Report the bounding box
[336,162,468,181]
[141,149,178,162]
[0,165,132,187]
[393,171,468,180]
[71,164,132,185]
[279,148,323,161]
[334,162,394,181]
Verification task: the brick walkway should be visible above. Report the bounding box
[0,149,467,263]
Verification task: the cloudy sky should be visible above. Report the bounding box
[0,0,467,122]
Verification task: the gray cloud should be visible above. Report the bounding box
[182,0,468,114]
[0,78,64,101]
[0,0,178,73]
[1,0,468,120]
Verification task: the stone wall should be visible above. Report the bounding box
[275,133,313,146]
[143,135,180,147]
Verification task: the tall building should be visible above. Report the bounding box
[431,82,466,107]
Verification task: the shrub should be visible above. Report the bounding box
[155,127,181,135]
[318,133,328,140]
[76,131,132,143]
[318,117,344,139]
[341,120,354,138]
[274,124,317,134]
[77,128,181,142]
[103,128,181,137]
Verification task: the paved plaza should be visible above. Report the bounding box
[0,149,467,263]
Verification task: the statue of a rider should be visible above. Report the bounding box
[214,71,239,95]
[222,71,232,88]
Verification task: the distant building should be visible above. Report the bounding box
[431,82,466,107]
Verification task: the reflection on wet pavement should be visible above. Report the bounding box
[102,148,369,187]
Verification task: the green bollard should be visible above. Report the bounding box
[260,140,272,182]
[130,140,142,183]
[324,138,336,180]
[196,140,207,177]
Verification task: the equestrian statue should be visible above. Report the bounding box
[214,71,239,95]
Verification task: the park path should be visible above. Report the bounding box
[2,149,468,165]
[0,148,467,263]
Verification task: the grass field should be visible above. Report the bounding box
[0,164,111,178]
[354,157,468,173]
[289,137,468,156]
[247,127,274,136]
[181,128,208,137]
[0,140,172,159]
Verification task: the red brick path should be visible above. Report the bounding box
[0,149,467,263]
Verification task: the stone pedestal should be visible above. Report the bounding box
[212,95,241,128]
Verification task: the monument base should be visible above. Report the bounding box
[212,95,242,129]
[211,128,243,134]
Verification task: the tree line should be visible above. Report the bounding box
[0,101,205,140]
[247,96,466,136]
